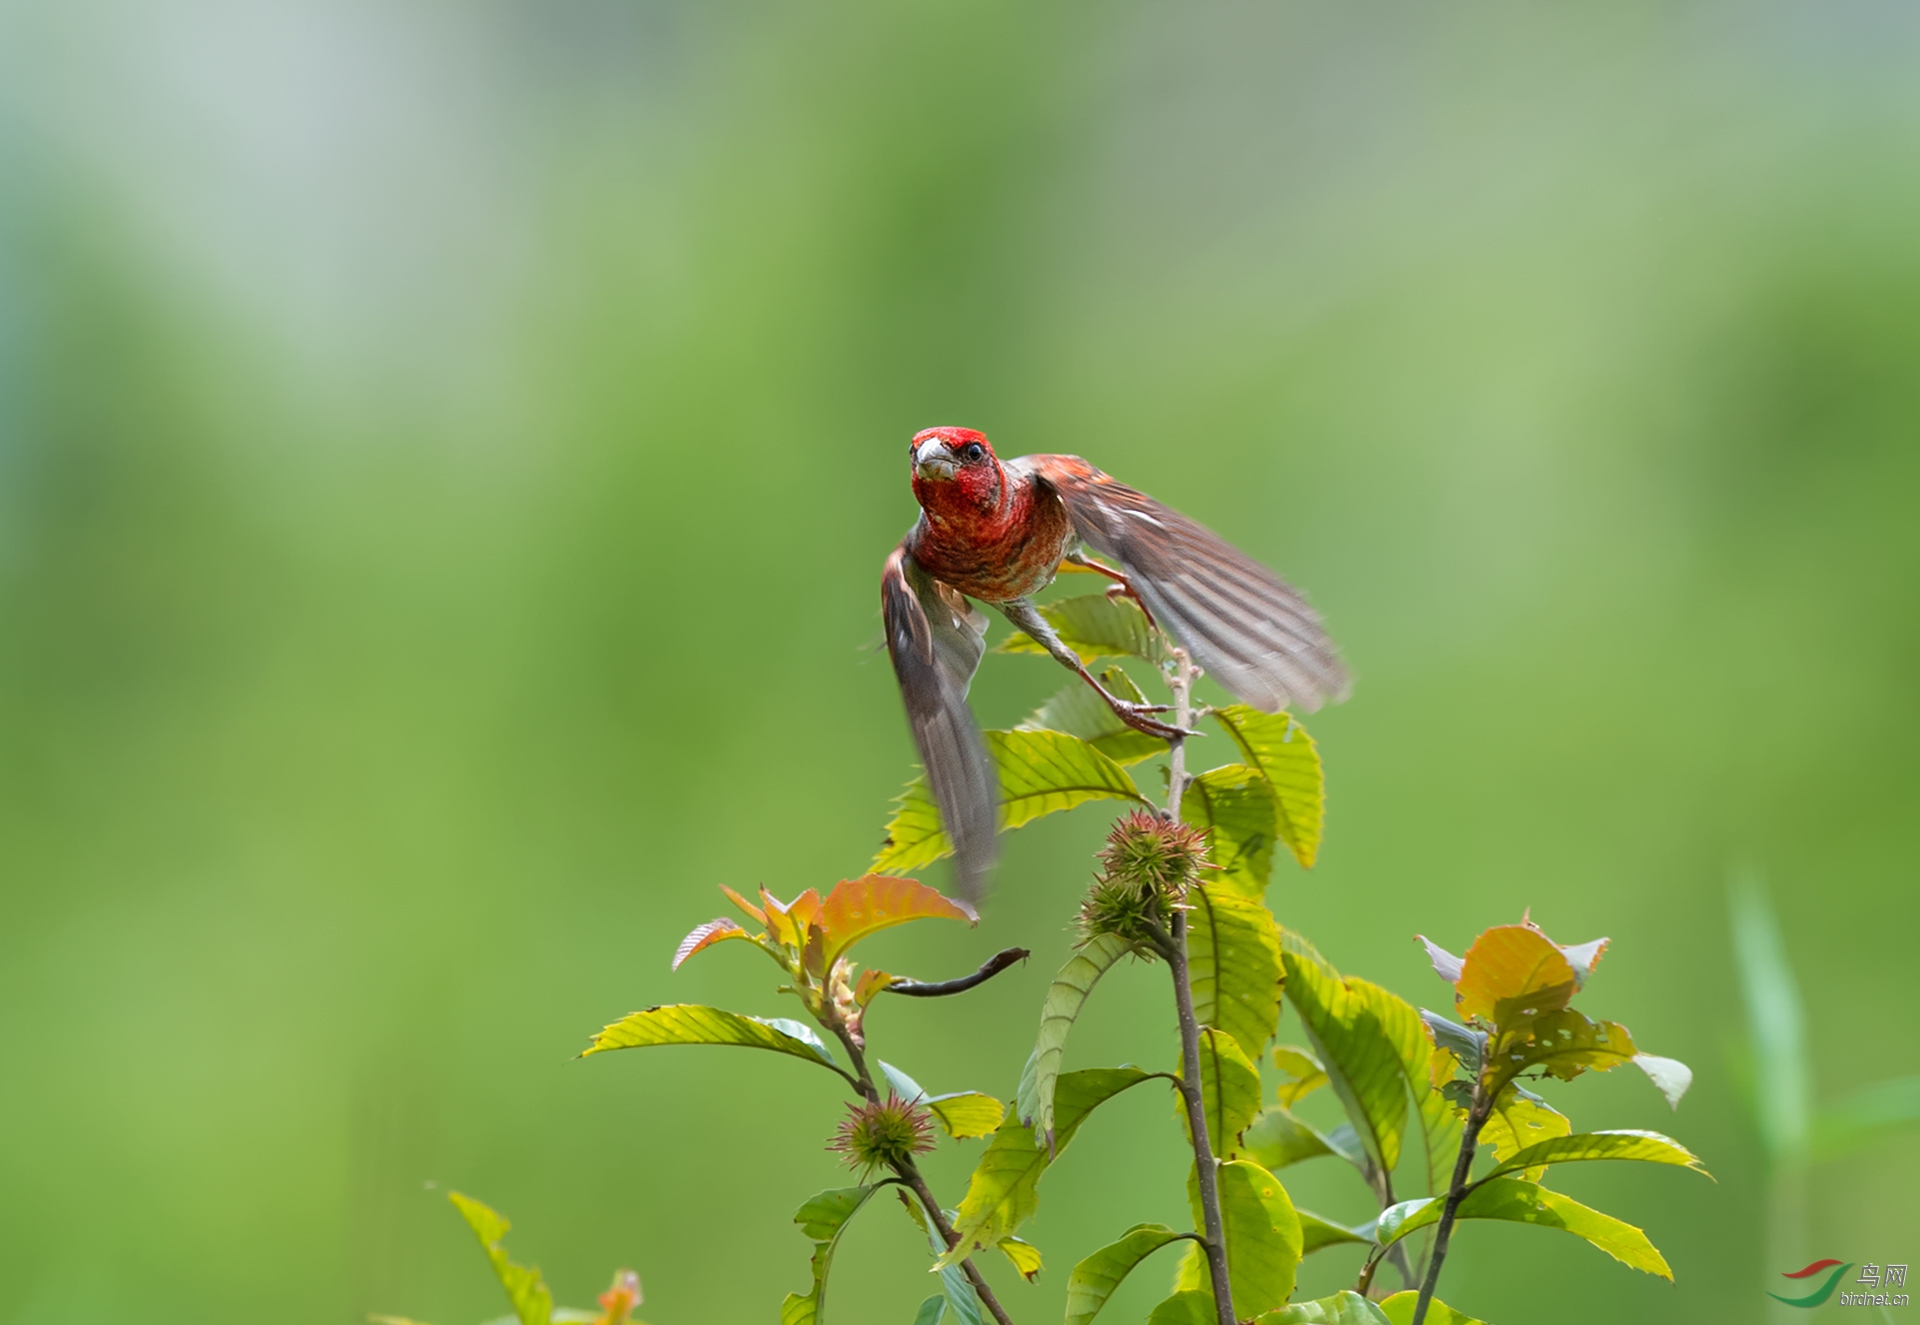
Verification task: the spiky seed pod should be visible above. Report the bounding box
[827,1094,937,1175]
[1098,810,1211,900]
[1075,873,1161,948]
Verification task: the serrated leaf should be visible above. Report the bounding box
[1210,706,1324,869]
[1257,1290,1392,1323]
[1027,932,1140,1144]
[1019,668,1165,767]
[447,1193,552,1325]
[1146,1291,1216,1325]
[581,1005,840,1072]
[996,1235,1043,1281]
[781,1186,879,1325]
[995,593,1165,664]
[1378,1292,1485,1324]
[928,1093,1006,1140]
[1243,1106,1339,1171]
[1209,1160,1304,1315]
[1188,884,1284,1060]
[1065,1224,1189,1325]
[672,918,748,970]
[1181,766,1280,897]
[818,875,975,966]
[874,730,1149,874]
[1182,1027,1263,1158]
[1282,934,1459,1194]
[1297,1209,1374,1255]
[942,1068,1153,1264]
[1480,1130,1710,1183]
[1455,926,1578,1033]
[1373,1178,1672,1277]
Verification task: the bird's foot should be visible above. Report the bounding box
[1109,700,1197,741]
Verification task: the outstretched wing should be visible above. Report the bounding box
[881,545,997,901]
[1017,454,1350,713]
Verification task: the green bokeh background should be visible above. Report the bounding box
[2,2,1916,1322]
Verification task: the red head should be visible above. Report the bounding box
[909,427,1003,516]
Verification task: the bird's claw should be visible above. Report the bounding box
[1112,701,1199,741]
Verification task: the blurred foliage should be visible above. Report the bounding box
[2,1,1919,1323]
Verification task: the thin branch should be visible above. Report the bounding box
[1161,650,1236,1325]
[1409,1076,1495,1325]
[885,948,1031,997]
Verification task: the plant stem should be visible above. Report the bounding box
[1409,1078,1494,1325]
[824,1018,1017,1325]
[1161,650,1236,1325]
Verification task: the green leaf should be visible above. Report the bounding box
[1146,1291,1217,1325]
[879,1060,929,1102]
[996,1235,1044,1281]
[1373,1178,1673,1278]
[581,1005,842,1074]
[911,1296,946,1325]
[1183,1027,1263,1157]
[942,1068,1153,1264]
[1814,1073,1920,1159]
[1065,1224,1190,1325]
[1210,706,1325,869]
[1378,1292,1486,1324]
[1484,1009,1641,1095]
[1297,1209,1374,1255]
[874,730,1150,874]
[1243,1107,1338,1171]
[781,1186,880,1325]
[1271,1045,1329,1108]
[1282,933,1458,1194]
[1257,1290,1392,1323]
[904,1198,984,1325]
[1188,884,1284,1060]
[1480,1130,1710,1184]
[1730,875,1811,1164]
[1191,1160,1303,1315]
[1476,1084,1569,1173]
[447,1192,553,1325]
[995,593,1165,664]
[928,1093,1006,1140]
[1026,932,1140,1145]
[1019,667,1165,767]
[1181,766,1281,897]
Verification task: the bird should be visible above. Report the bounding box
[881,426,1349,901]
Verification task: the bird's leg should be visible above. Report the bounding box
[1061,550,1160,629]
[998,598,1192,739]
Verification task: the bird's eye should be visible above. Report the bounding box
[963,442,985,463]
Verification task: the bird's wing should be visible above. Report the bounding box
[1017,454,1350,713]
[881,544,997,901]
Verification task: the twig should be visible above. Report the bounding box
[1409,1078,1494,1325]
[885,948,1031,997]
[823,1015,1018,1325]
[1161,650,1236,1325]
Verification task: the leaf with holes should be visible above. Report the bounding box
[1210,705,1325,869]
[1188,884,1284,1060]
[874,731,1150,874]
[1181,765,1281,897]
[1025,932,1140,1145]
[1064,1225,1190,1325]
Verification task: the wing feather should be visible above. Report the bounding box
[881,546,997,899]
[1016,455,1350,713]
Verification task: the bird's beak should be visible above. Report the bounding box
[914,439,959,481]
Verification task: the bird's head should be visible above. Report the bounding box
[909,427,1003,515]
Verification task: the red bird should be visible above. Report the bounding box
[882,426,1349,900]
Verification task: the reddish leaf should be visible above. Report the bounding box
[854,969,899,1006]
[672,918,747,971]
[720,885,766,925]
[1456,925,1578,1031]
[817,874,975,967]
